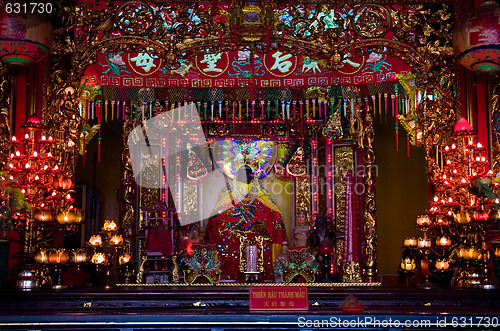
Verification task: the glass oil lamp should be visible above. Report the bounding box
[436,236,451,247]
[435,259,449,270]
[88,235,103,247]
[102,220,118,232]
[109,235,124,246]
[404,237,417,247]
[400,257,416,271]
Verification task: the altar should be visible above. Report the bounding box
[3,0,500,298]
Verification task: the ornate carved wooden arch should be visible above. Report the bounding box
[37,0,459,283]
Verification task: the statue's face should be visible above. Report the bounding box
[297,212,307,226]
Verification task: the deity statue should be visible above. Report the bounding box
[273,241,289,282]
[205,164,287,281]
[293,210,310,248]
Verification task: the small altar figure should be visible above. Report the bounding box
[273,241,290,282]
[206,165,287,281]
[293,210,310,248]
[308,214,336,281]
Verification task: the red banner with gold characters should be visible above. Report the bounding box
[249,286,309,311]
[84,50,410,88]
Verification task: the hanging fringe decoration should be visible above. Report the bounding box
[105,101,109,122]
[395,97,399,152]
[378,94,382,123]
[391,94,395,117]
[312,99,316,118]
[384,93,388,122]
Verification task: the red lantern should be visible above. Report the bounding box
[60,177,74,190]
[53,176,61,190]
[453,1,500,75]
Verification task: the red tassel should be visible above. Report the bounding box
[395,93,399,117]
[97,101,102,125]
[396,128,399,152]
[407,135,410,158]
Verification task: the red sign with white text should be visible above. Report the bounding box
[249,286,309,311]
[84,50,409,88]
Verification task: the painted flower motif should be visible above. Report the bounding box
[367,52,383,63]
[109,53,125,65]
[237,50,250,61]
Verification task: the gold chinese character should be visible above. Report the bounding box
[130,53,158,73]
[200,54,223,73]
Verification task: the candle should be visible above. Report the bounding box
[401,257,416,271]
[102,219,118,231]
[404,237,417,247]
[89,235,103,247]
[416,215,431,227]
[418,237,431,248]
[436,236,451,246]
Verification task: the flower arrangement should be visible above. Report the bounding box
[0,171,31,234]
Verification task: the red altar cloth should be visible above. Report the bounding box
[206,183,287,281]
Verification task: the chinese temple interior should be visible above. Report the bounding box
[2,0,500,329]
